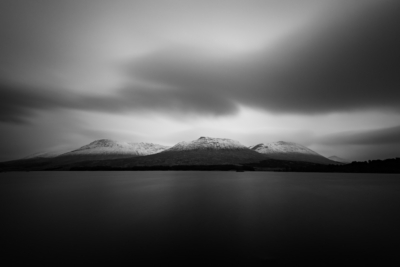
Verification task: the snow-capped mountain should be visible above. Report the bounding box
[249,141,320,155]
[328,156,351,164]
[58,139,169,159]
[70,137,268,167]
[2,137,344,171]
[250,141,336,164]
[166,136,247,151]
[1,139,170,171]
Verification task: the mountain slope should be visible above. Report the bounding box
[0,139,170,171]
[22,145,76,159]
[250,141,337,165]
[23,151,66,159]
[328,156,351,164]
[57,139,169,161]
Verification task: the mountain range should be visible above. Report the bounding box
[0,136,342,171]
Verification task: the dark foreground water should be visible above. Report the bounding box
[1,171,400,266]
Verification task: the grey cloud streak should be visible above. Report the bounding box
[313,125,400,160]
[0,81,76,123]
[1,1,400,124]
[0,80,237,124]
[317,125,400,146]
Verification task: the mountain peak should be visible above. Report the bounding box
[250,141,336,164]
[276,141,295,145]
[197,136,217,140]
[167,136,247,151]
[87,139,118,145]
[76,139,125,150]
[93,139,115,142]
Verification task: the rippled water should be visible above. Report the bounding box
[2,171,400,265]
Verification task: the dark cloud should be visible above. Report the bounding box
[311,124,400,161]
[86,86,238,117]
[317,125,400,146]
[124,1,400,115]
[0,81,76,123]
[0,79,237,124]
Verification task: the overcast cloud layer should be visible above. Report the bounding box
[0,0,399,161]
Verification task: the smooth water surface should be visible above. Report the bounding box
[1,171,400,265]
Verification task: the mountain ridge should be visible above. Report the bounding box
[61,139,169,157]
[166,136,248,151]
[1,136,341,171]
[250,141,337,164]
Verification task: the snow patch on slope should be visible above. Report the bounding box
[250,141,337,164]
[59,139,169,157]
[250,141,320,156]
[166,136,247,151]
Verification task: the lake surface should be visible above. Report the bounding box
[1,171,400,265]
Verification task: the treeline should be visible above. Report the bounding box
[250,158,400,173]
[69,165,255,171]
[46,157,400,173]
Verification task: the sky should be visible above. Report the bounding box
[1,0,400,162]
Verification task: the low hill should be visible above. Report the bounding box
[328,156,351,164]
[250,141,338,165]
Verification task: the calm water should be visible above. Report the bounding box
[1,171,400,265]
